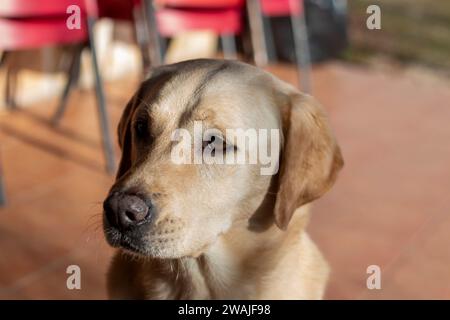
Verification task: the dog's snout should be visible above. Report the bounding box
[104,192,152,230]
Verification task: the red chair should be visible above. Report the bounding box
[0,0,116,207]
[153,0,245,60]
[156,0,243,7]
[247,0,311,92]
[96,0,158,72]
[53,0,155,123]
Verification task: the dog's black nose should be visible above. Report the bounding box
[103,192,151,230]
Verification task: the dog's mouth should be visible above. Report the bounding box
[118,238,148,256]
[103,216,150,255]
[103,217,180,258]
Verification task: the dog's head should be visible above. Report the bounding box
[103,59,343,258]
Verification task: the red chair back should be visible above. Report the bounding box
[96,0,141,21]
[157,8,242,36]
[260,0,303,16]
[0,0,93,17]
[155,0,244,9]
[0,0,95,50]
[155,0,244,36]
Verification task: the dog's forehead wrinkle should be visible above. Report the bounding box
[149,71,205,122]
[155,62,232,127]
[139,60,260,130]
[138,67,179,103]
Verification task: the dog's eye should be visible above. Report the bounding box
[203,135,220,156]
[203,135,216,147]
[134,120,147,138]
[202,135,235,155]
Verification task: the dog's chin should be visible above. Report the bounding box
[103,226,186,259]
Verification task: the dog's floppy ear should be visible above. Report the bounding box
[116,96,136,180]
[274,93,343,230]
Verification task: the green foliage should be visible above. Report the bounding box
[344,0,450,71]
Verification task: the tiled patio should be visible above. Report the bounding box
[1,61,449,299]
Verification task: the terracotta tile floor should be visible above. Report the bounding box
[1,62,449,299]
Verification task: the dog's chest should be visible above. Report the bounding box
[144,250,257,299]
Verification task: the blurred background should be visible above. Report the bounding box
[0,0,449,299]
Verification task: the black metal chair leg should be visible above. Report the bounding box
[0,155,6,207]
[0,174,5,207]
[133,4,152,75]
[87,17,116,174]
[142,0,163,67]
[5,67,17,109]
[262,16,277,61]
[246,0,269,66]
[290,6,312,93]
[220,35,238,60]
[52,46,82,125]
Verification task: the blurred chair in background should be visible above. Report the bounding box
[97,0,156,73]
[247,0,311,92]
[0,0,117,205]
[154,0,245,60]
[53,0,153,122]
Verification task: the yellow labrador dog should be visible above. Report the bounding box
[103,59,343,299]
